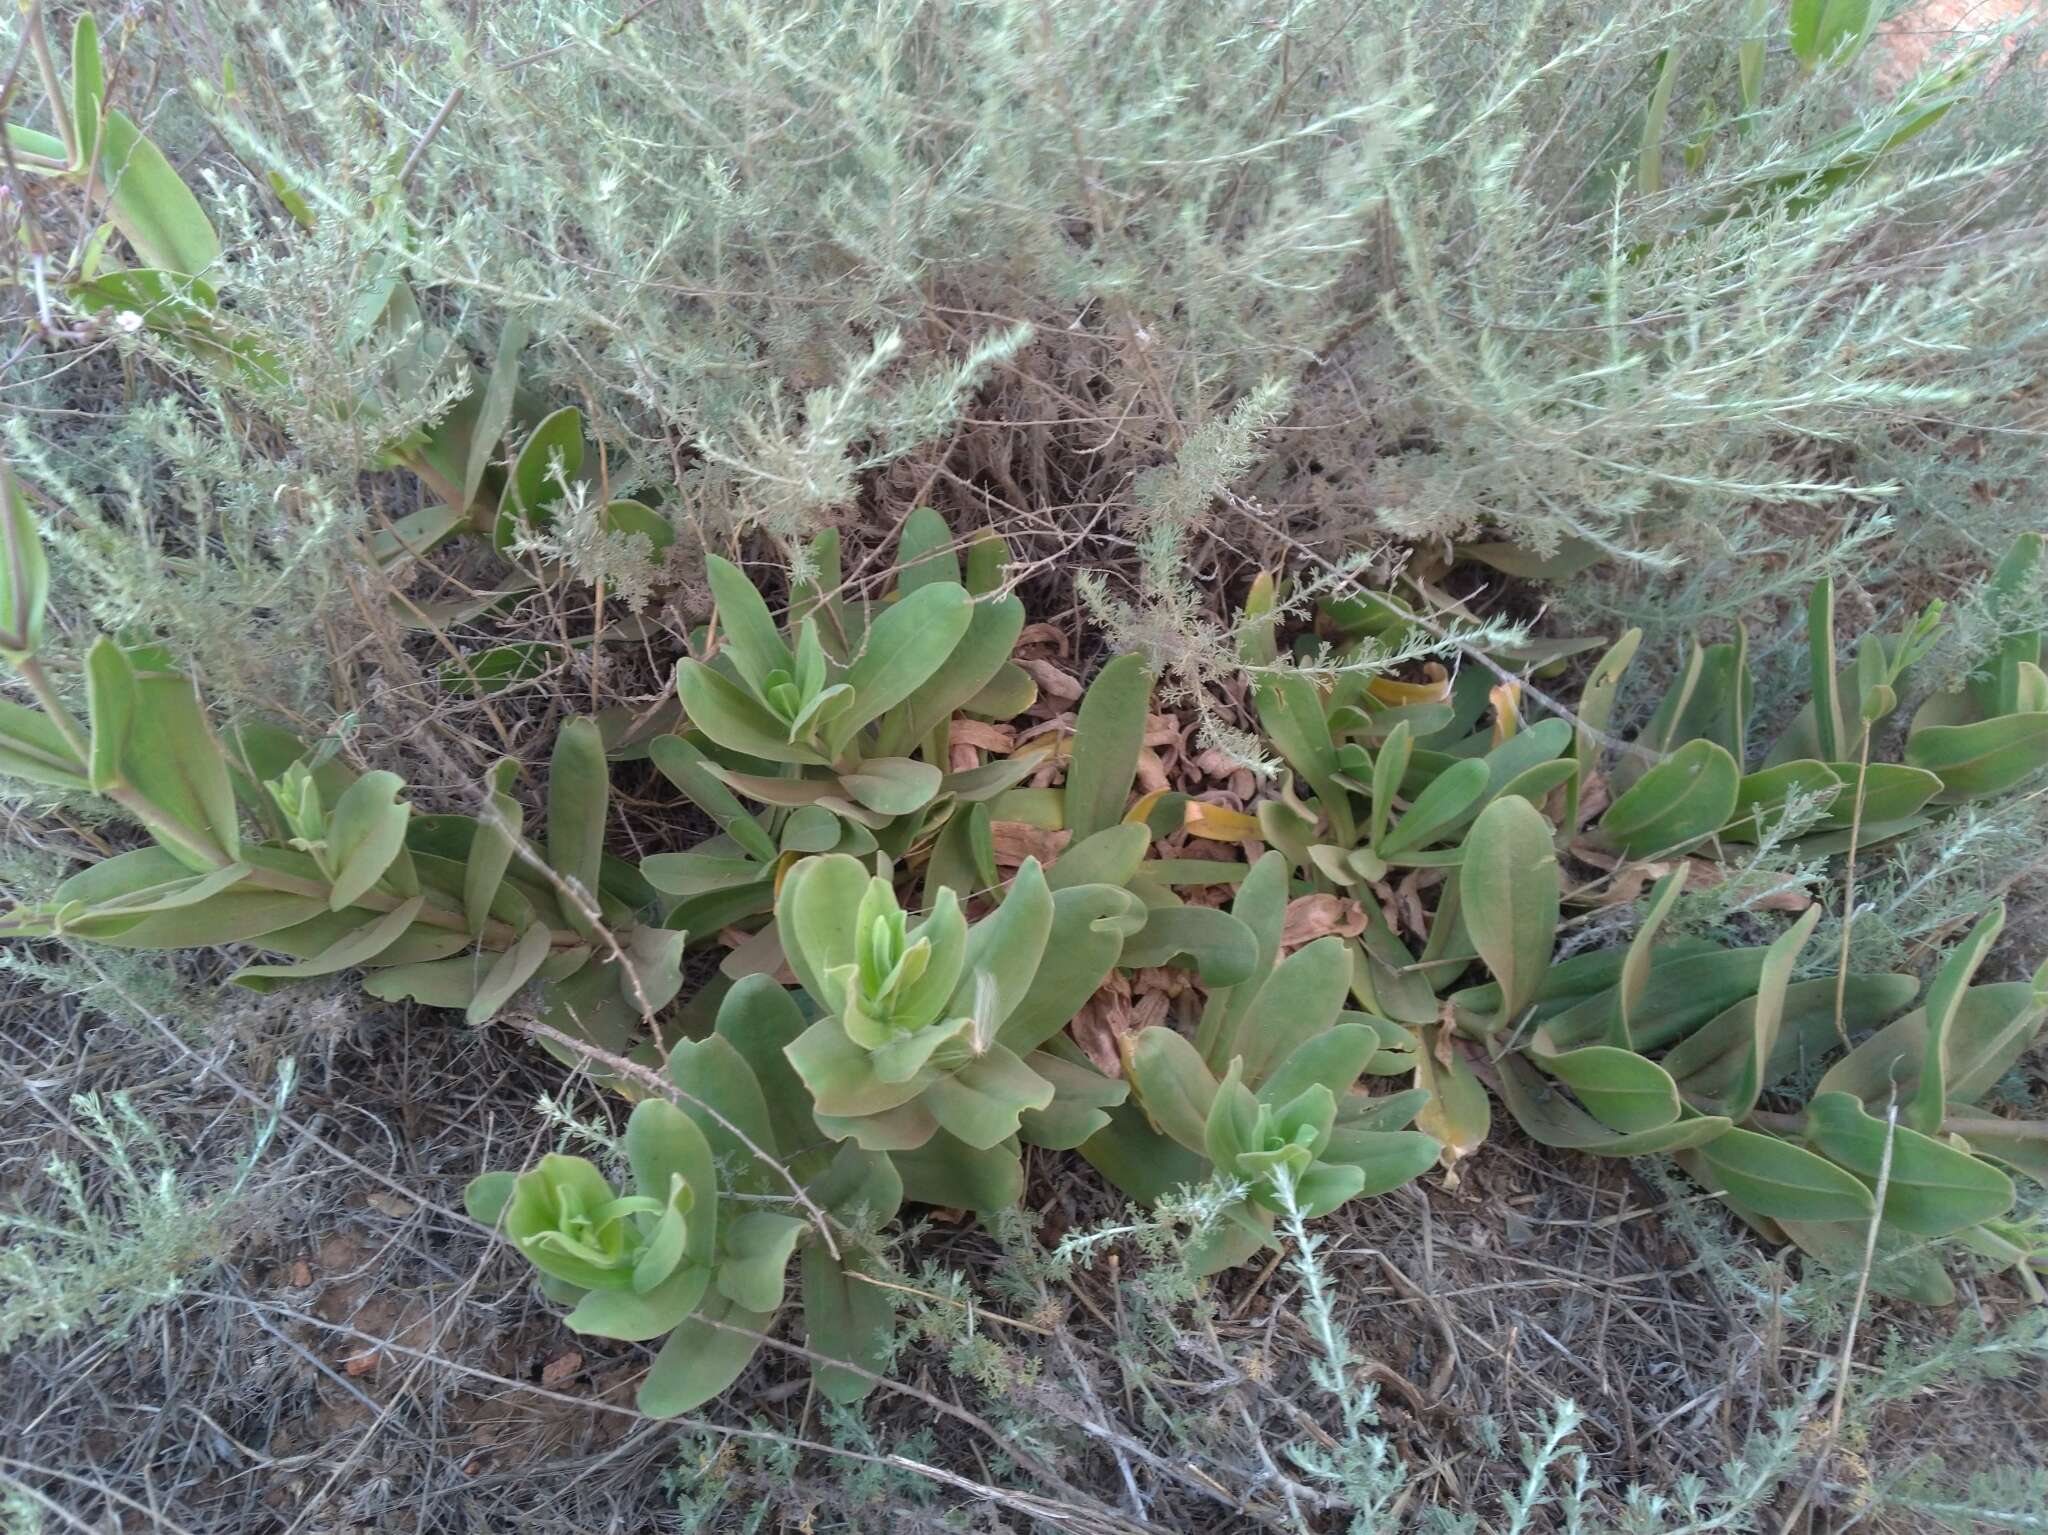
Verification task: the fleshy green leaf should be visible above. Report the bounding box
[1803,1093,2012,1237]
[1722,760,1841,841]
[1065,653,1153,841]
[71,14,104,170]
[465,759,522,938]
[1689,1128,1874,1222]
[839,757,942,816]
[802,1242,895,1405]
[1460,796,1559,1031]
[326,771,410,910]
[624,1098,719,1272]
[716,1211,805,1312]
[1413,1031,1492,1166]
[895,506,960,591]
[1256,1022,1385,1108]
[1318,1129,1442,1198]
[1907,904,2003,1135]
[638,1293,774,1416]
[1599,738,1740,858]
[120,671,243,869]
[1116,904,1259,987]
[828,583,974,751]
[1016,1047,1129,1149]
[1257,672,1349,841]
[502,407,584,540]
[890,1132,1025,1210]
[921,1043,1056,1149]
[464,320,528,507]
[1531,1038,1681,1133]
[465,1171,516,1227]
[98,110,219,276]
[466,921,553,1024]
[951,857,1054,1036]
[1615,869,1685,1049]
[676,659,830,766]
[704,555,794,698]
[231,895,428,985]
[1906,713,2048,802]
[1496,1055,1731,1155]
[1046,824,1150,891]
[996,883,1145,1053]
[0,697,88,789]
[546,718,608,928]
[1196,851,1289,1070]
[83,636,137,792]
[667,1033,780,1185]
[1381,756,1488,856]
[785,1018,930,1119]
[1230,936,1352,1085]
[1126,1027,1222,1154]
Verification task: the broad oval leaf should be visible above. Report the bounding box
[1496,1054,1731,1155]
[1117,904,1259,987]
[1065,653,1153,841]
[501,406,584,542]
[997,883,1146,1054]
[1381,756,1488,856]
[1814,761,1942,829]
[1413,1030,1491,1167]
[838,757,942,816]
[1459,795,1559,1030]
[1906,713,2048,803]
[1720,760,1841,842]
[1599,738,1740,858]
[1690,1127,1874,1223]
[637,1294,774,1417]
[1126,1026,1222,1153]
[1802,1092,2012,1237]
[828,582,974,752]
[326,771,411,911]
[802,1242,895,1406]
[98,109,219,276]
[1529,1041,1681,1133]
[1231,935,1353,1084]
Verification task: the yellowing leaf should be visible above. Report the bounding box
[1182,800,1259,842]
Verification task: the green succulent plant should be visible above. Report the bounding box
[641,510,1042,939]
[1237,574,1585,1030]
[1445,794,2048,1302]
[677,512,1029,782]
[1598,544,2046,859]
[777,852,1137,1210]
[0,484,684,1083]
[1082,851,1440,1274]
[467,977,905,1414]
